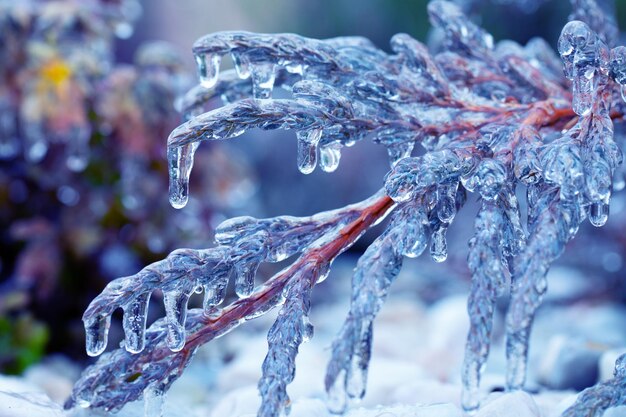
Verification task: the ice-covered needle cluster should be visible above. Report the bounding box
[68,1,626,416]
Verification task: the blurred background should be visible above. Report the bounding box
[1,0,626,401]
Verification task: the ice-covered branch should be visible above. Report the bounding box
[462,198,519,412]
[69,1,626,416]
[67,192,395,415]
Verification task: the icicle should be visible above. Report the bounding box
[462,202,505,412]
[163,291,190,352]
[234,263,258,298]
[143,384,165,417]
[430,223,448,262]
[296,128,322,174]
[168,142,200,209]
[203,273,229,309]
[437,182,458,223]
[319,141,342,172]
[251,63,276,99]
[386,142,414,166]
[621,85,626,102]
[589,201,609,227]
[195,53,221,88]
[399,205,429,258]
[326,370,348,414]
[122,293,150,354]
[231,51,251,79]
[84,315,111,357]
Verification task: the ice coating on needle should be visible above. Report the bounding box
[258,266,317,417]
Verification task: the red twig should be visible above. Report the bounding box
[152,193,395,362]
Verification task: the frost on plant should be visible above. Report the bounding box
[67,0,626,416]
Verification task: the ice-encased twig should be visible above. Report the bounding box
[82,246,231,356]
[68,192,395,415]
[325,188,471,412]
[505,185,584,390]
[325,203,419,413]
[258,263,318,417]
[462,201,509,412]
[82,191,389,358]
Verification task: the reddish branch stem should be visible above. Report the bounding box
[151,193,395,363]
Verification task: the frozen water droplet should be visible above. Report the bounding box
[251,63,276,99]
[195,53,221,88]
[234,264,257,298]
[319,142,342,172]
[296,129,322,174]
[589,202,609,227]
[163,291,190,352]
[123,293,150,354]
[430,224,448,263]
[437,182,458,223]
[203,280,227,309]
[168,142,200,209]
[405,237,428,258]
[401,208,429,258]
[85,315,111,357]
[144,385,165,417]
[326,371,348,414]
[231,51,251,79]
